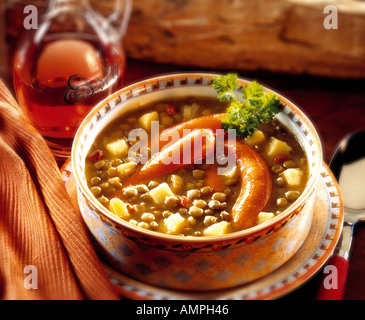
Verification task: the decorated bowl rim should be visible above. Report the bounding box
[71,72,323,243]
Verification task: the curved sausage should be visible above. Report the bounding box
[127,128,216,186]
[126,114,272,230]
[229,140,272,229]
[157,113,226,150]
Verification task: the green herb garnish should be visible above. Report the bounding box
[212,73,282,138]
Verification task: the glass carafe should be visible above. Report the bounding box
[13,0,132,160]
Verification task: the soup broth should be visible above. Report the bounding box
[85,96,308,236]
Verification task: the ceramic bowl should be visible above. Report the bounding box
[71,73,322,291]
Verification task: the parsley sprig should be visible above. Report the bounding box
[212,73,282,138]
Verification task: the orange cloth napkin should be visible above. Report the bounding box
[0,80,120,300]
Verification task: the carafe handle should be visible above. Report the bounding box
[105,0,133,41]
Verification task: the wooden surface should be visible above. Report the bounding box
[118,0,365,79]
[1,1,365,300]
[5,0,365,79]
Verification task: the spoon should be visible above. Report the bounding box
[317,130,365,300]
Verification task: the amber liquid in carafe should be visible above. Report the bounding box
[13,33,125,156]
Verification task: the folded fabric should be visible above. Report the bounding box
[0,80,120,300]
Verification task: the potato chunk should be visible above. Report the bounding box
[182,103,200,120]
[203,221,229,236]
[267,137,292,157]
[221,165,238,180]
[109,198,130,219]
[139,111,159,131]
[169,174,184,192]
[148,183,176,205]
[117,162,137,178]
[164,213,187,235]
[244,130,265,147]
[282,168,304,186]
[106,138,129,157]
[256,212,275,225]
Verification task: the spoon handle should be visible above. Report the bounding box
[316,255,349,300]
[317,223,354,300]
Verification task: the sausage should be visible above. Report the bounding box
[126,114,272,230]
[127,128,216,186]
[157,113,226,150]
[229,140,272,229]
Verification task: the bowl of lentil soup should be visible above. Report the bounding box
[72,73,322,290]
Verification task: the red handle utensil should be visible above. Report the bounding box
[317,131,365,300]
[317,254,349,300]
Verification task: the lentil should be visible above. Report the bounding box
[97,195,109,204]
[138,222,149,229]
[136,184,149,193]
[148,180,159,189]
[189,206,204,217]
[150,221,159,229]
[162,210,173,218]
[188,216,197,225]
[193,199,207,208]
[187,189,201,200]
[108,177,122,187]
[178,208,188,215]
[94,160,106,169]
[283,160,296,168]
[90,176,101,185]
[129,219,138,226]
[271,165,284,174]
[275,176,286,187]
[90,186,101,197]
[164,196,180,208]
[285,190,301,201]
[220,211,231,221]
[192,169,205,179]
[212,192,226,202]
[123,186,138,198]
[208,200,221,210]
[200,186,213,196]
[277,197,289,207]
[141,213,155,222]
[204,215,218,226]
[204,208,214,215]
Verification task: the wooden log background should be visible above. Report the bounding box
[3,0,365,79]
